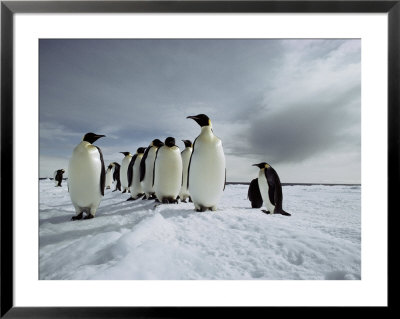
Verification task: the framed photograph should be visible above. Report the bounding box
[1,0,396,317]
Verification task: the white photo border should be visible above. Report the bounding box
[12,11,388,307]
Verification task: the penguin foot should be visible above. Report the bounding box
[112,189,117,192]
[162,198,169,204]
[148,194,157,200]
[84,214,94,220]
[261,210,271,215]
[71,212,83,221]
[126,197,135,201]
[280,211,291,216]
[181,199,187,203]
[189,197,192,203]
[142,195,148,200]
[122,189,127,194]
[106,186,110,189]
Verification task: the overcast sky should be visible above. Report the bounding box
[39,39,360,183]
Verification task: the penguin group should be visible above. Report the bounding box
[65,113,229,220]
[63,113,290,220]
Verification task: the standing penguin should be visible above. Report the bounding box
[112,162,121,192]
[179,140,193,203]
[105,163,114,189]
[187,114,226,212]
[153,137,182,203]
[127,147,146,200]
[68,132,106,220]
[53,169,65,187]
[252,162,290,216]
[248,178,263,208]
[140,139,164,199]
[120,152,133,193]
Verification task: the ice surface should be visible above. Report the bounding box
[39,180,361,280]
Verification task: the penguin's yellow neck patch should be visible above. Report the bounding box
[265,164,270,168]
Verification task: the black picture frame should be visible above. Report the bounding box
[1,1,396,317]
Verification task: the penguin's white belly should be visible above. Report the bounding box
[68,145,102,208]
[130,155,143,196]
[179,148,192,199]
[105,169,113,188]
[141,149,157,195]
[258,171,275,213]
[154,147,182,199]
[120,156,131,189]
[189,139,225,208]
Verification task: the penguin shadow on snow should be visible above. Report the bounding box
[39,209,75,226]
[157,206,198,219]
[97,199,155,218]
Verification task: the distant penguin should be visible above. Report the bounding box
[112,162,121,192]
[53,169,65,187]
[120,152,133,193]
[252,162,290,216]
[105,163,114,189]
[140,139,164,199]
[153,137,183,203]
[127,147,146,200]
[248,178,263,208]
[68,132,106,220]
[187,114,226,212]
[179,140,193,203]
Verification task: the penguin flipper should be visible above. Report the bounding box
[127,155,137,187]
[94,146,105,196]
[140,146,151,182]
[152,147,161,187]
[223,168,226,191]
[265,169,276,205]
[186,137,197,189]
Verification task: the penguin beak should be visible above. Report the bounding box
[186,115,198,120]
[252,163,261,168]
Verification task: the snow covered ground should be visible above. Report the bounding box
[39,179,361,280]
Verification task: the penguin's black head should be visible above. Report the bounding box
[165,137,176,147]
[152,139,164,148]
[120,152,131,156]
[252,162,271,169]
[182,140,192,148]
[137,147,146,154]
[83,132,106,144]
[187,114,210,127]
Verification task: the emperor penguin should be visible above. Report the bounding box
[127,147,146,200]
[187,114,226,212]
[252,162,291,216]
[140,139,164,199]
[153,137,183,203]
[112,162,121,192]
[248,178,263,208]
[120,152,133,193]
[53,169,65,187]
[105,163,114,189]
[178,140,193,203]
[68,132,106,220]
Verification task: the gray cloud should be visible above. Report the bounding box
[39,39,360,182]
